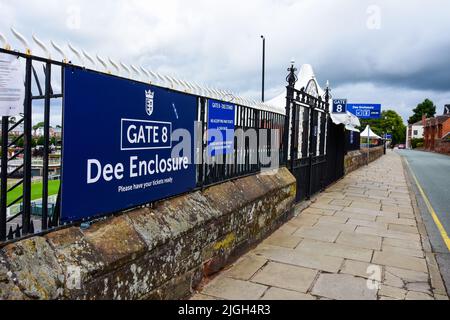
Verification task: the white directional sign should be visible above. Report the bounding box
[0,53,24,117]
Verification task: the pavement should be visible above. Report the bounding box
[191,150,449,300]
[397,149,450,294]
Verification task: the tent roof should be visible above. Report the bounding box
[361,125,382,139]
[266,64,326,109]
[266,64,360,132]
[330,112,361,132]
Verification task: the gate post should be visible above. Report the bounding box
[284,61,297,167]
[307,100,316,199]
[0,116,9,241]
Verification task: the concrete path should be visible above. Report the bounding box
[192,151,449,300]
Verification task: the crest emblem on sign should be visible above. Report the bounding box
[145,90,155,116]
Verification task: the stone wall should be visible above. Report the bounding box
[0,168,296,300]
[344,146,384,175]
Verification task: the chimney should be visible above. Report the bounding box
[444,104,450,115]
[422,114,426,126]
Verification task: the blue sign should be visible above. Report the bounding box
[61,68,198,222]
[332,99,347,114]
[385,134,393,140]
[207,99,235,156]
[347,104,382,119]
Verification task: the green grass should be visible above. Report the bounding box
[7,180,60,206]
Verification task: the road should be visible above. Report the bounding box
[397,149,450,293]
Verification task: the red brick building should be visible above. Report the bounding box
[423,112,450,154]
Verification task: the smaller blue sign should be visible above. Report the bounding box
[385,134,393,140]
[208,99,235,156]
[332,99,347,114]
[347,104,381,119]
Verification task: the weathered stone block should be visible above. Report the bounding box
[45,227,107,298]
[1,237,64,300]
[82,215,147,270]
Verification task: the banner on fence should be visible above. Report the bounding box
[61,68,197,222]
[207,99,235,156]
[347,103,382,119]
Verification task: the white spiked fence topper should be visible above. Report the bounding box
[1,28,282,114]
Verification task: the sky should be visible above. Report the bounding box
[1,0,449,125]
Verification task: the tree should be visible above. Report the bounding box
[360,110,406,145]
[408,99,436,124]
[36,136,46,146]
[33,122,45,131]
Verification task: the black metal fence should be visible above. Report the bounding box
[0,47,355,245]
[0,48,287,244]
[284,63,348,202]
[0,48,64,243]
[198,99,286,187]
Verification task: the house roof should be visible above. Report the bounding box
[442,132,450,140]
[424,115,450,126]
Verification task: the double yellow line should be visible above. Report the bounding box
[405,159,450,251]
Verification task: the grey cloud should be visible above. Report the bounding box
[1,0,449,124]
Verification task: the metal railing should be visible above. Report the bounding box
[0,45,287,244]
[0,48,64,242]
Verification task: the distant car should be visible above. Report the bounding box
[398,144,406,149]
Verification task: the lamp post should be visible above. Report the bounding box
[261,35,266,102]
[383,116,387,155]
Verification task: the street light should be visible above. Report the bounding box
[261,35,266,102]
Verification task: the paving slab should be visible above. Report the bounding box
[385,266,429,283]
[296,239,373,262]
[310,203,344,212]
[335,211,377,222]
[260,287,317,300]
[293,225,341,243]
[289,213,322,227]
[355,226,421,242]
[329,199,352,207]
[300,207,336,216]
[381,244,424,258]
[314,222,357,233]
[224,255,268,281]
[379,285,407,300]
[201,277,268,300]
[350,202,381,211]
[252,262,318,293]
[340,259,383,279]
[311,274,377,300]
[405,291,434,300]
[253,245,344,273]
[336,232,382,250]
[376,217,417,226]
[382,238,423,251]
[346,218,388,230]
[372,251,428,273]
[263,232,303,249]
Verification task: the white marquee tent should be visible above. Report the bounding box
[361,125,382,139]
[265,64,361,132]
